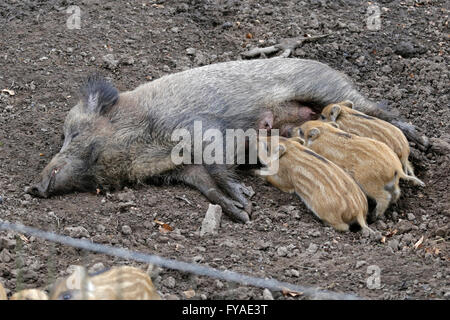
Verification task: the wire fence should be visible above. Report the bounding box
[0,219,361,300]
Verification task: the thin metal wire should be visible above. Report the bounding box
[0,219,361,300]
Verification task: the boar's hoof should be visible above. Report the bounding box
[392,120,429,151]
[223,199,250,223]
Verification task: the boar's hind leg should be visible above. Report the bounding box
[176,165,250,223]
[206,164,255,214]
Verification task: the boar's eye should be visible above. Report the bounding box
[60,133,65,141]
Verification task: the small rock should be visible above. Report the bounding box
[381,65,392,73]
[306,243,318,254]
[102,54,119,70]
[200,204,222,237]
[391,211,399,220]
[356,260,366,269]
[66,47,74,53]
[310,230,321,237]
[116,191,135,202]
[0,249,12,263]
[394,41,425,58]
[96,224,106,233]
[0,237,16,250]
[215,280,224,289]
[165,294,180,300]
[121,225,132,235]
[118,201,135,212]
[388,239,399,251]
[435,228,447,237]
[170,27,179,33]
[186,48,196,56]
[192,255,203,263]
[290,269,300,277]
[222,21,233,29]
[280,205,296,213]
[163,276,176,288]
[397,220,413,234]
[277,246,288,257]
[407,213,416,221]
[263,288,274,300]
[64,226,90,238]
[88,262,105,274]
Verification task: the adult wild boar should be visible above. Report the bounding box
[26,58,427,223]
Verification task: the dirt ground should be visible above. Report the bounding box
[0,0,448,300]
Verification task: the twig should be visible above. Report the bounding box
[242,34,331,58]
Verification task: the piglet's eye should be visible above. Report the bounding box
[72,132,79,139]
[320,115,326,120]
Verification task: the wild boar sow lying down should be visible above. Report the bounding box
[26,58,426,223]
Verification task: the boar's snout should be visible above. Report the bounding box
[26,155,85,198]
[25,183,50,198]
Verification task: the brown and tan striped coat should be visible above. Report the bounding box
[294,121,424,220]
[50,266,161,300]
[256,136,372,233]
[320,101,422,182]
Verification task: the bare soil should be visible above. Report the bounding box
[0,0,448,300]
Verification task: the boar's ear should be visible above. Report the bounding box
[330,105,342,122]
[341,100,354,109]
[81,74,119,115]
[307,128,320,142]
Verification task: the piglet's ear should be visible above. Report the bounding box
[329,122,340,129]
[81,74,119,115]
[341,100,354,108]
[330,105,341,122]
[308,128,320,142]
[290,136,305,145]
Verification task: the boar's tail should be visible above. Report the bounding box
[81,74,119,115]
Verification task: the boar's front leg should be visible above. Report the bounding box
[206,164,255,214]
[176,165,250,223]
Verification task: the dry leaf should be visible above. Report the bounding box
[245,33,253,39]
[282,288,303,297]
[183,290,195,299]
[385,229,398,238]
[39,153,44,157]
[19,234,29,243]
[2,89,15,96]
[155,220,173,232]
[380,236,386,244]
[413,235,424,249]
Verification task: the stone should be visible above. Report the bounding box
[200,204,222,237]
[64,226,90,238]
[102,54,119,69]
[121,225,132,235]
[263,288,274,300]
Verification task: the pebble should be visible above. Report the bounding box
[200,204,222,237]
[186,48,196,56]
[222,21,233,29]
[64,226,90,238]
[388,239,399,251]
[407,213,416,221]
[306,243,318,254]
[263,288,274,300]
[0,196,3,204]
[277,246,288,257]
[121,225,132,235]
[96,224,106,233]
[355,260,366,269]
[0,249,12,263]
[102,54,119,69]
[397,220,413,234]
[162,276,176,288]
